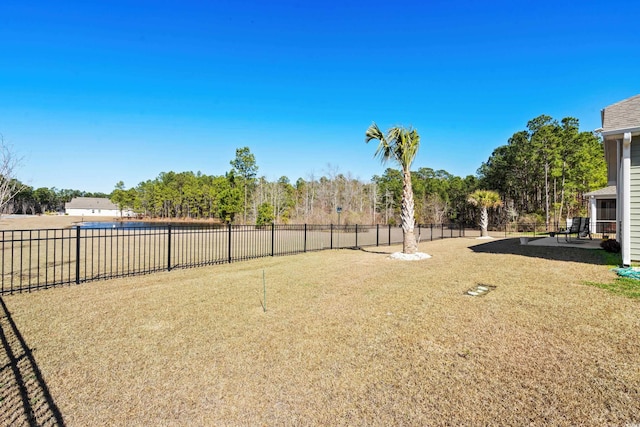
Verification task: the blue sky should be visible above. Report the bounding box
[1,0,639,194]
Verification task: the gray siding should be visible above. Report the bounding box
[605,140,617,185]
[630,137,640,261]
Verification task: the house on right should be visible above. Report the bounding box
[600,94,640,266]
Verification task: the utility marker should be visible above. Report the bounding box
[262,269,266,312]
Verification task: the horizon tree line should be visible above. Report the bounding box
[3,114,608,230]
[477,115,606,229]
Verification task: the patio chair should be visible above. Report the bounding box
[578,217,592,240]
[556,217,581,242]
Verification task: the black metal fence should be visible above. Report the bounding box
[0,223,471,294]
[503,223,611,240]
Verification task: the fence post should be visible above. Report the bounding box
[167,225,172,271]
[228,224,232,263]
[388,224,391,246]
[304,224,307,252]
[355,224,358,247]
[330,224,333,249]
[376,224,379,246]
[271,223,275,256]
[75,226,81,284]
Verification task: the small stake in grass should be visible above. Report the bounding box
[262,269,266,312]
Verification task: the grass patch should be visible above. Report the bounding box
[584,250,640,299]
[585,276,640,299]
[599,249,623,267]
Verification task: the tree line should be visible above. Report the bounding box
[477,115,606,229]
[4,114,607,229]
[105,146,483,225]
[10,187,109,215]
[108,161,480,226]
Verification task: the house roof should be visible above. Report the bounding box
[65,197,118,210]
[601,94,640,132]
[584,185,616,198]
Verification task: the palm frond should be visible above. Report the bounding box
[365,122,394,163]
[467,190,502,209]
[366,124,420,170]
[365,122,384,144]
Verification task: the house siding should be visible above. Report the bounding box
[630,137,640,261]
[64,197,121,217]
[65,208,119,217]
[604,140,617,185]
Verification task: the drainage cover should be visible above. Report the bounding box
[465,284,496,296]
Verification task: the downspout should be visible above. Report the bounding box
[589,195,597,235]
[622,132,632,266]
[617,139,622,242]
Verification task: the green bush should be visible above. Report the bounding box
[256,202,275,226]
[600,239,621,253]
[517,213,545,232]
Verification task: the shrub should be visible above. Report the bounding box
[517,213,545,232]
[600,239,621,253]
[256,202,275,226]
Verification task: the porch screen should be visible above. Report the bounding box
[597,199,616,220]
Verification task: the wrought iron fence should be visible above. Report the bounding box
[503,222,612,240]
[0,223,470,294]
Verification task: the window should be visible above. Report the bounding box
[597,199,616,221]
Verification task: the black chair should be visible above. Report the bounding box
[578,217,592,240]
[556,217,581,242]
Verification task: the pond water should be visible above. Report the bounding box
[78,221,222,229]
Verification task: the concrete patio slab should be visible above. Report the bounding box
[521,236,602,250]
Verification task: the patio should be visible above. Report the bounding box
[521,236,603,250]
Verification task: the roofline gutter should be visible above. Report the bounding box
[601,126,640,138]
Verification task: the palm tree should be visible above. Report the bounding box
[366,122,420,254]
[467,190,502,237]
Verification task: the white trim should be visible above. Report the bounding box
[589,196,597,234]
[66,208,119,217]
[601,126,640,138]
[617,139,622,238]
[622,132,632,266]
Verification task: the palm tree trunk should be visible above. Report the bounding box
[480,207,488,237]
[401,169,418,254]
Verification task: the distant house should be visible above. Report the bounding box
[599,94,640,266]
[64,197,119,217]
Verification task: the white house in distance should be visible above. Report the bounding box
[65,197,119,217]
[599,94,640,266]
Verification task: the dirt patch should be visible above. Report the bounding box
[0,215,110,230]
[0,215,227,231]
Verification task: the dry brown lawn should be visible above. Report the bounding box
[0,215,114,230]
[1,236,639,426]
